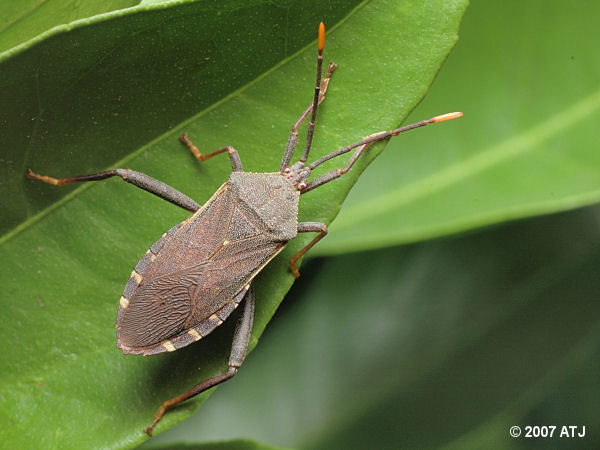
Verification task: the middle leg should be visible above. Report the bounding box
[289,222,328,278]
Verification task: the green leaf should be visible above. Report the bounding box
[0,0,467,448]
[149,203,600,449]
[319,0,600,254]
[0,0,139,53]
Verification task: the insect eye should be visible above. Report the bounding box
[283,167,291,174]
[298,181,307,190]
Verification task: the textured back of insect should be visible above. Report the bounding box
[229,172,299,240]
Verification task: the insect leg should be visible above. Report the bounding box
[290,222,328,278]
[179,134,243,172]
[27,168,200,212]
[279,60,337,171]
[145,284,256,436]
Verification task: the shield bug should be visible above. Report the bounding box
[27,22,462,435]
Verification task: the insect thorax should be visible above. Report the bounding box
[229,171,299,241]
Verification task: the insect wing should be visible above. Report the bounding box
[116,182,285,354]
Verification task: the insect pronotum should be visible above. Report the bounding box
[27,23,462,435]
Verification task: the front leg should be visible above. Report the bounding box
[180,134,243,172]
[290,222,328,278]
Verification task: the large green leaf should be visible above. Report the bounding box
[0,0,467,448]
[148,204,600,449]
[319,0,600,254]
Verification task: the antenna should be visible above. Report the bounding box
[300,22,325,163]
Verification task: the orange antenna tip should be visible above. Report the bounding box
[431,111,463,123]
[318,22,325,52]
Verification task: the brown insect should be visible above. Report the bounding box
[27,23,462,435]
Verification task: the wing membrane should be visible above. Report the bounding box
[117,182,287,350]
